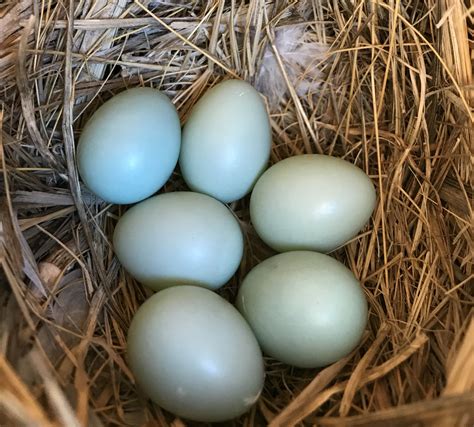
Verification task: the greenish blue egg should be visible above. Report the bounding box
[77,87,181,204]
[179,79,271,203]
[127,286,265,422]
[250,154,376,253]
[113,192,244,291]
[237,251,368,368]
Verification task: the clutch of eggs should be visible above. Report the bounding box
[75,81,378,422]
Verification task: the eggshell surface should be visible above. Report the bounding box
[179,79,271,203]
[236,251,368,368]
[113,192,243,291]
[77,88,181,204]
[250,154,376,252]
[127,286,265,422]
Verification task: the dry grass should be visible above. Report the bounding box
[0,0,473,426]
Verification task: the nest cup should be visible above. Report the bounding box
[0,1,473,426]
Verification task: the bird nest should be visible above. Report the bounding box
[0,1,472,426]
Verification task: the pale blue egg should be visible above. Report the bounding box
[127,286,264,422]
[250,154,376,252]
[77,88,181,204]
[113,192,244,291]
[237,251,368,368]
[179,80,271,203]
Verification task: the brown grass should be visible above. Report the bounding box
[0,0,473,426]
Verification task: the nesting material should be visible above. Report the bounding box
[256,25,327,108]
[0,0,473,426]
